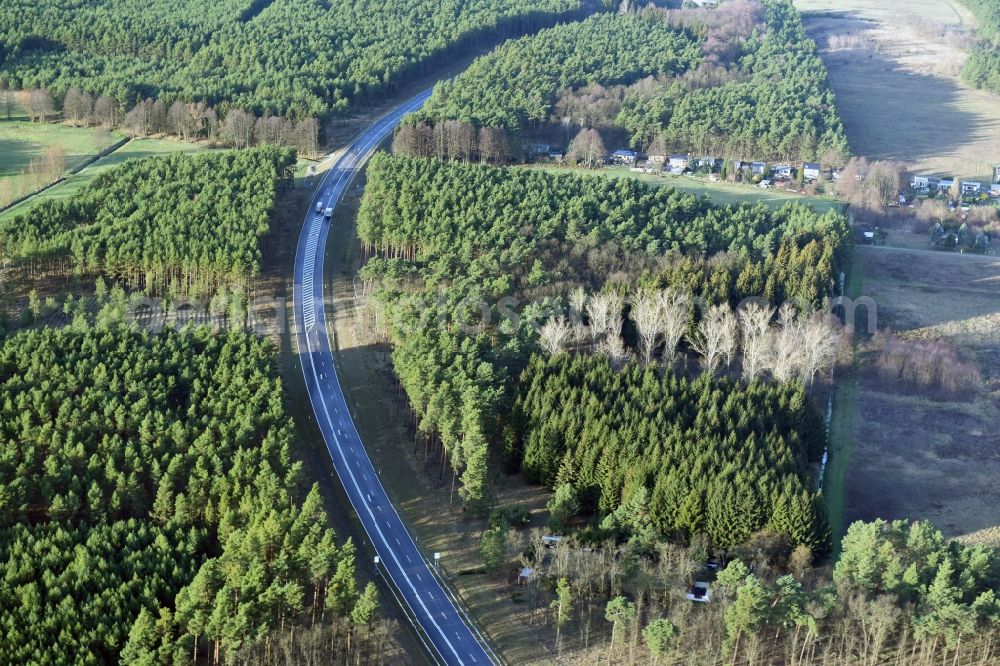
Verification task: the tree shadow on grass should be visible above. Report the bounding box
[0,138,42,175]
[805,11,995,176]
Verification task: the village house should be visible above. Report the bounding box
[991,183,1000,198]
[527,142,550,156]
[611,149,638,165]
[803,162,821,181]
[771,164,793,180]
[750,161,768,176]
[911,175,930,192]
[697,155,720,171]
[937,179,954,193]
[961,181,982,196]
[669,153,690,172]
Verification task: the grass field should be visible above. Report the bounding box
[822,247,865,553]
[843,245,1000,540]
[529,164,846,213]
[796,0,1000,181]
[0,137,212,219]
[0,117,123,178]
[0,108,127,207]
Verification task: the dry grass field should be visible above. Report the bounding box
[796,0,1000,180]
[845,245,1000,539]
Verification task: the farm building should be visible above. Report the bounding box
[669,153,690,171]
[803,162,821,181]
[527,142,550,156]
[750,161,768,176]
[937,179,954,192]
[911,175,930,191]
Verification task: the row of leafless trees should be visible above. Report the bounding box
[123,99,320,156]
[872,330,982,395]
[539,288,845,385]
[392,120,513,164]
[5,85,322,157]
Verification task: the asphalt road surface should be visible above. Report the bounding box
[292,90,499,666]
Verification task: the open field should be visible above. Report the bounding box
[844,245,1000,540]
[529,165,846,213]
[796,0,1000,180]
[0,112,126,207]
[0,137,212,219]
[0,121,118,176]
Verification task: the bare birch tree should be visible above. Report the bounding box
[770,304,804,383]
[739,302,774,382]
[689,303,738,375]
[93,96,118,129]
[28,89,54,122]
[657,289,690,363]
[586,291,624,348]
[598,334,630,367]
[800,312,841,387]
[630,290,663,365]
[569,287,589,344]
[539,316,573,356]
[224,109,255,149]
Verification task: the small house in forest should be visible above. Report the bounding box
[527,143,550,156]
[750,161,768,176]
[803,162,821,181]
[669,153,690,171]
[772,164,792,180]
[612,149,638,165]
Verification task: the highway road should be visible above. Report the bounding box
[292,90,499,666]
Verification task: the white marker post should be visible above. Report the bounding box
[434,552,440,572]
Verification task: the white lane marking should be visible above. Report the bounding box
[308,366,466,665]
[297,91,483,666]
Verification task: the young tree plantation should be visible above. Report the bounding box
[0,325,375,663]
[0,147,295,299]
